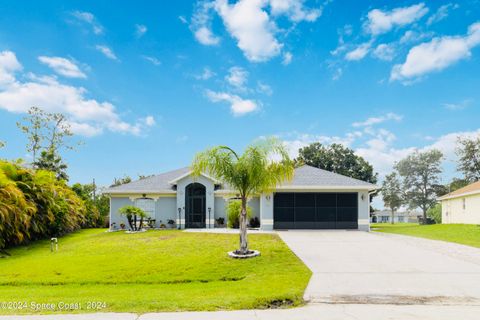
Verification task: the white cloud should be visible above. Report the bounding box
[332,67,342,80]
[191,0,319,63]
[399,30,432,44]
[443,99,472,111]
[135,24,148,37]
[194,26,221,45]
[391,22,480,82]
[0,51,23,85]
[269,0,321,22]
[372,43,395,61]
[95,45,118,60]
[215,0,282,62]
[144,116,156,126]
[345,42,371,61]
[205,89,258,116]
[282,51,293,65]
[179,16,188,24]
[352,112,403,127]
[195,67,216,80]
[364,3,429,35]
[38,56,86,79]
[257,81,273,95]
[225,66,248,89]
[427,3,458,25]
[142,55,161,66]
[71,11,104,35]
[0,51,153,137]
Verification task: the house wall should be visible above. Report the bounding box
[441,194,480,224]
[155,197,177,227]
[110,197,133,229]
[176,175,215,229]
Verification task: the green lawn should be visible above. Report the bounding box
[371,223,480,248]
[0,229,311,315]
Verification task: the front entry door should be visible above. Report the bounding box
[185,183,206,228]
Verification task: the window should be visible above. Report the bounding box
[398,216,404,222]
[463,198,466,210]
[135,198,155,219]
[380,216,389,223]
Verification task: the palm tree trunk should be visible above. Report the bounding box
[239,197,248,254]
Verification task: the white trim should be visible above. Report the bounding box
[438,189,480,201]
[275,185,377,191]
[358,218,370,224]
[106,190,176,195]
[168,171,221,184]
[261,219,273,224]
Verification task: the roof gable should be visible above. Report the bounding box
[438,180,480,200]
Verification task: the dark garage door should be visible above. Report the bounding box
[273,192,358,229]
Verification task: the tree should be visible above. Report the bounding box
[427,203,442,224]
[111,175,132,187]
[456,136,480,182]
[297,143,377,184]
[448,178,469,193]
[16,107,48,162]
[119,205,147,231]
[226,200,252,228]
[33,149,69,181]
[382,172,403,224]
[0,141,5,149]
[395,149,443,221]
[192,137,294,256]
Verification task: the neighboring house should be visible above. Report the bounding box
[104,165,377,231]
[371,210,420,223]
[438,181,480,224]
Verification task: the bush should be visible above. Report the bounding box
[249,217,260,228]
[0,160,87,250]
[226,200,252,228]
[427,203,442,224]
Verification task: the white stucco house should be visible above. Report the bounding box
[371,210,420,224]
[438,181,480,224]
[104,165,377,231]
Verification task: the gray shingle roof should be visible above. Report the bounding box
[280,165,377,188]
[104,164,376,194]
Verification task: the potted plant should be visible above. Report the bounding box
[215,217,225,228]
[249,217,260,228]
[120,223,126,230]
[167,219,175,229]
[110,222,117,230]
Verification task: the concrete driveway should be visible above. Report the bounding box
[277,230,480,305]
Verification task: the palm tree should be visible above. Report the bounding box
[119,206,148,231]
[191,137,294,255]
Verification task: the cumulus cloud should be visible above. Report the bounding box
[0,51,153,137]
[443,99,472,111]
[257,81,273,95]
[372,43,395,61]
[282,51,293,65]
[195,67,216,80]
[352,112,403,127]
[205,89,258,116]
[391,22,480,82]
[135,24,148,37]
[195,26,221,45]
[38,56,86,78]
[345,42,371,61]
[364,3,429,35]
[95,45,118,60]
[70,11,104,35]
[225,66,248,89]
[191,0,320,62]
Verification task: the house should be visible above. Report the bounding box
[104,165,377,231]
[371,210,420,223]
[438,181,480,224]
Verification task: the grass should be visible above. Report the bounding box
[371,223,480,248]
[0,229,311,315]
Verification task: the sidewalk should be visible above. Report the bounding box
[3,304,480,320]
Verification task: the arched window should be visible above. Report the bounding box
[135,198,155,219]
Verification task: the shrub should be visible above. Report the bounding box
[249,217,260,228]
[226,200,252,229]
[119,205,147,231]
[0,160,87,250]
[427,203,442,224]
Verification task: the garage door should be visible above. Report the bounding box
[273,192,358,229]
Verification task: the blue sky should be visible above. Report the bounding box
[0,0,479,198]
